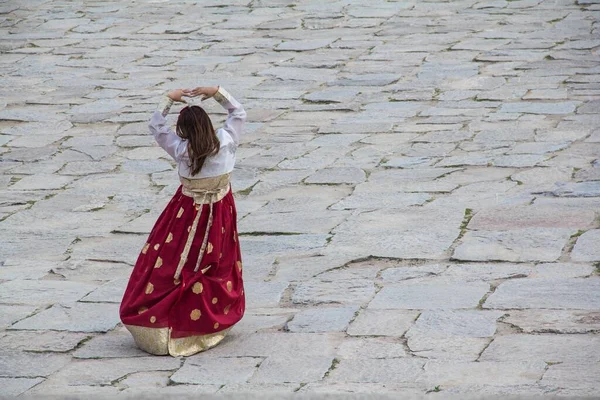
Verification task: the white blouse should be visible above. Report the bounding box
[148,87,246,179]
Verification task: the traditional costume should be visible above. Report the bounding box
[120,88,246,356]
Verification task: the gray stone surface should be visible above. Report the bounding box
[0,351,71,377]
[250,356,333,383]
[0,378,44,396]
[73,328,147,358]
[407,310,503,338]
[369,282,490,310]
[503,310,600,334]
[10,302,120,332]
[328,358,425,383]
[337,337,408,359]
[171,357,261,385]
[287,307,358,333]
[571,229,600,261]
[204,333,340,358]
[0,305,37,329]
[480,334,600,363]
[48,357,181,386]
[0,330,89,352]
[0,280,98,306]
[484,278,600,310]
[542,362,600,393]
[305,167,366,184]
[418,361,547,387]
[453,229,574,262]
[347,310,419,337]
[467,206,596,230]
[500,102,579,114]
[1,0,599,396]
[292,279,375,306]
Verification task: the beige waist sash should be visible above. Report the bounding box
[180,173,231,205]
[174,173,231,281]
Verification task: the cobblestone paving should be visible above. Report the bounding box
[1,0,599,397]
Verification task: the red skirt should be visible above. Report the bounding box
[120,186,244,356]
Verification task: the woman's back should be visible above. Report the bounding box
[148,87,246,179]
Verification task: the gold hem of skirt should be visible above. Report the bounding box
[125,324,230,357]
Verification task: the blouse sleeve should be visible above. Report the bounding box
[149,97,186,161]
[213,87,246,146]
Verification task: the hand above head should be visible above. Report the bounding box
[182,86,219,101]
[167,89,187,103]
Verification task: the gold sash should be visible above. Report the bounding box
[174,173,231,280]
[180,173,231,205]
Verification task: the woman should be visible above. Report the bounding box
[120,86,246,357]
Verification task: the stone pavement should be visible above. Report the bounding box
[1,0,599,397]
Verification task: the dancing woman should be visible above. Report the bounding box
[120,86,246,356]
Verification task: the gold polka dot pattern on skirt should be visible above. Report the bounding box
[145,282,154,295]
[207,242,213,254]
[153,243,160,251]
[177,207,184,218]
[237,261,242,272]
[166,232,173,243]
[150,316,156,323]
[212,297,218,305]
[154,257,163,269]
[142,243,150,254]
[214,322,220,330]
[138,306,148,314]
[224,304,231,315]
[190,309,201,321]
[192,282,203,294]
[222,227,225,234]
[174,278,181,285]
[226,281,232,292]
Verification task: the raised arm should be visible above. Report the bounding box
[213,87,246,145]
[148,92,186,161]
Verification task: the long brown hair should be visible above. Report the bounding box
[176,106,219,176]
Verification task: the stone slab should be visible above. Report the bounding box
[73,328,147,358]
[347,309,419,337]
[171,357,261,385]
[369,282,490,310]
[10,302,120,332]
[0,378,44,396]
[337,337,408,359]
[468,206,596,230]
[250,356,333,383]
[407,310,504,338]
[0,330,89,352]
[328,358,425,383]
[204,332,341,358]
[480,334,600,363]
[542,362,600,392]
[571,229,600,262]
[418,361,547,387]
[0,304,37,329]
[287,307,358,333]
[48,357,181,386]
[292,279,375,306]
[0,280,98,306]
[453,229,574,262]
[0,351,71,378]
[484,278,600,310]
[504,310,600,334]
